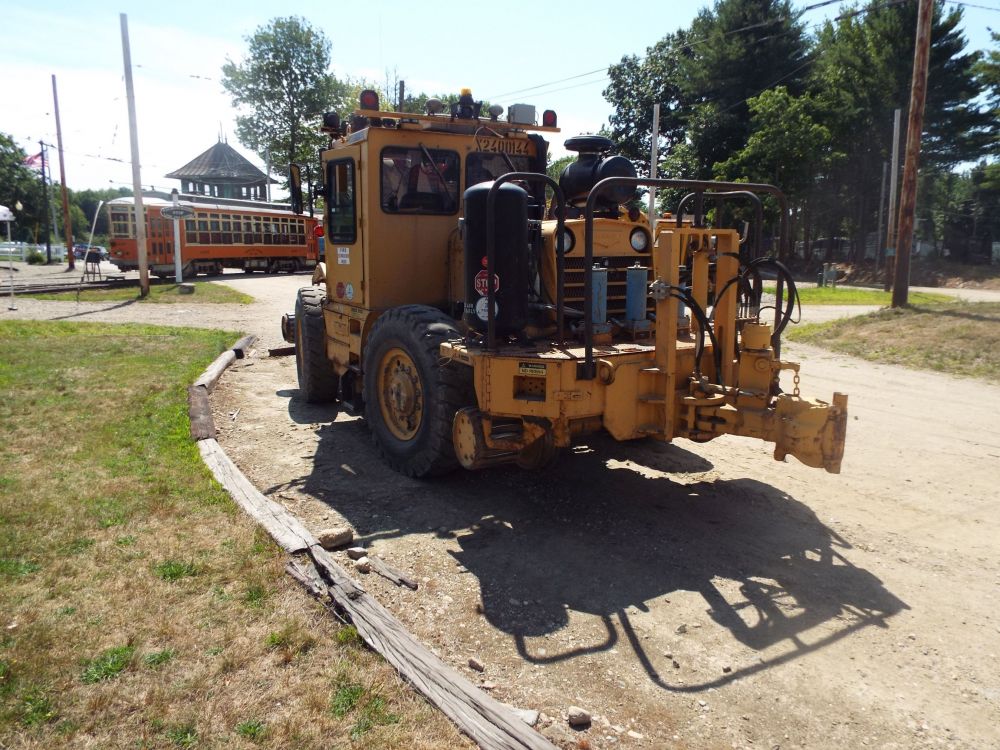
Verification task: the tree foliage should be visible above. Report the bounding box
[0,134,47,243]
[681,0,811,178]
[222,17,352,170]
[602,0,995,261]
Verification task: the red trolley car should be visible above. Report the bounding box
[107,195,319,277]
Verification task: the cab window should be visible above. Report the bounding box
[380,146,459,215]
[465,153,531,187]
[326,158,356,243]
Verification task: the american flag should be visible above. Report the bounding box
[22,152,42,169]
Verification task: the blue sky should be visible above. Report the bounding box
[2,0,997,191]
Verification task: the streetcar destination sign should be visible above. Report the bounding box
[160,206,195,219]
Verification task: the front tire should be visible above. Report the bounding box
[295,287,339,403]
[363,305,473,477]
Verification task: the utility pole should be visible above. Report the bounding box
[120,12,149,296]
[875,160,887,271]
[893,0,934,308]
[647,103,660,233]
[52,75,75,270]
[884,109,902,292]
[39,141,51,264]
[398,79,405,111]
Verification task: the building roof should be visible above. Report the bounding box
[165,141,274,183]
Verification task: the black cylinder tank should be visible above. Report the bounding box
[559,134,636,206]
[463,181,529,335]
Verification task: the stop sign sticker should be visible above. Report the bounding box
[474,270,499,296]
[335,281,345,298]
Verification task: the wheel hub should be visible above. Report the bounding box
[378,348,424,440]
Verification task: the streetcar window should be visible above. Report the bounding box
[326,158,356,243]
[110,210,133,238]
[380,146,459,215]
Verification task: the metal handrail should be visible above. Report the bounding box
[676,190,765,261]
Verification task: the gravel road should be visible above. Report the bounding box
[6,269,1000,749]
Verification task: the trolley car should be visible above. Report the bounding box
[107,195,319,277]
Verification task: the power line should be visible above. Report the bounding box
[946,1,1000,11]
[487,68,608,101]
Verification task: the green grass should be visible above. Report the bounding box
[0,319,459,749]
[24,280,253,304]
[143,649,174,668]
[331,681,365,718]
[766,284,951,305]
[787,300,1000,381]
[0,559,39,577]
[80,645,135,683]
[165,723,198,748]
[235,719,267,741]
[153,560,201,582]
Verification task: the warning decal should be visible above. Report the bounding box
[517,362,547,377]
[473,270,499,296]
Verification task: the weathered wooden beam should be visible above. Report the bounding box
[231,334,258,359]
[193,349,237,393]
[268,345,296,357]
[369,555,419,590]
[285,557,555,750]
[198,439,314,554]
[187,385,215,440]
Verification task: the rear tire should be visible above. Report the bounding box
[295,287,339,403]
[363,305,473,477]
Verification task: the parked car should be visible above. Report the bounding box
[73,244,108,261]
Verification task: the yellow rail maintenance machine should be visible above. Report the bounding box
[284,88,847,477]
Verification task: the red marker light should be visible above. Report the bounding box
[481,256,488,268]
[542,109,557,127]
[360,89,380,111]
[314,225,325,238]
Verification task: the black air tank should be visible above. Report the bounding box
[462,181,529,335]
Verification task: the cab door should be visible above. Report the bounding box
[325,148,364,307]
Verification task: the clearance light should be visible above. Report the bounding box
[629,227,650,253]
[360,89,380,110]
[542,109,557,127]
[557,228,575,254]
[314,225,325,238]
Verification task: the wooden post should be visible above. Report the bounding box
[51,75,74,271]
[892,0,934,308]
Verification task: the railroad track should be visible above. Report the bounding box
[0,276,137,296]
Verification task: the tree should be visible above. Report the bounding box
[604,31,690,172]
[678,0,812,178]
[222,17,353,172]
[807,1,991,259]
[0,134,46,243]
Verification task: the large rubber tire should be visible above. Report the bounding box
[363,305,473,478]
[295,287,339,403]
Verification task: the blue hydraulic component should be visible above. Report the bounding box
[591,265,608,324]
[625,264,647,322]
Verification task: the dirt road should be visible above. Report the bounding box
[7,273,1000,749]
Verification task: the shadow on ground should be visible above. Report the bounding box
[271,391,907,693]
